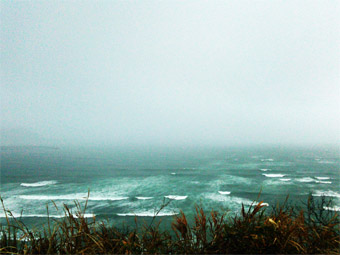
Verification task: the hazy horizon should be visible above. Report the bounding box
[1,1,339,147]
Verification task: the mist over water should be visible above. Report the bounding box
[1,0,339,147]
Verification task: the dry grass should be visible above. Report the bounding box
[0,193,339,254]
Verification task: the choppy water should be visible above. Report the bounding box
[1,145,339,228]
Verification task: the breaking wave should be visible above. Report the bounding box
[19,194,129,201]
[164,195,187,200]
[315,180,332,184]
[315,177,330,180]
[218,191,231,195]
[262,174,285,178]
[117,210,178,217]
[136,197,153,200]
[323,206,340,212]
[205,193,253,205]
[296,177,315,183]
[312,190,340,198]
[0,212,95,218]
[21,180,57,187]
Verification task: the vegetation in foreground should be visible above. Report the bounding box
[0,194,339,254]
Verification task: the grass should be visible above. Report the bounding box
[0,192,339,254]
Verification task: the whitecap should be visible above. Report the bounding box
[164,195,187,200]
[260,169,269,171]
[171,173,176,175]
[312,190,340,198]
[218,191,231,195]
[323,206,340,212]
[205,193,253,205]
[261,159,274,162]
[296,177,315,183]
[136,197,153,200]
[315,177,330,180]
[19,194,129,201]
[117,211,178,217]
[88,196,129,201]
[315,181,332,184]
[21,180,57,187]
[280,178,291,182]
[0,212,95,218]
[262,174,285,178]
[317,160,335,164]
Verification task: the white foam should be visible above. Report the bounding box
[260,169,269,171]
[296,177,315,183]
[317,160,335,164]
[315,177,330,180]
[88,196,129,201]
[117,211,178,217]
[136,197,153,200]
[19,194,129,201]
[205,193,253,205]
[262,203,269,206]
[164,195,187,200]
[280,178,291,182]
[261,159,274,162]
[312,190,340,198]
[218,191,231,195]
[323,206,340,212]
[262,174,285,178]
[0,212,95,218]
[21,180,57,187]
[171,173,176,175]
[315,180,332,184]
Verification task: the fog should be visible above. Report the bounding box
[1,1,339,147]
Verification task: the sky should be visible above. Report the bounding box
[1,0,339,147]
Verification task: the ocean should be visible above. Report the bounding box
[1,145,339,229]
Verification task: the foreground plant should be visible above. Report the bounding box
[0,194,339,254]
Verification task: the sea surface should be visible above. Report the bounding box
[1,145,339,229]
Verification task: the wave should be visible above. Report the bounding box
[262,174,285,178]
[117,211,178,217]
[171,173,176,175]
[88,196,129,201]
[323,206,340,212]
[296,177,315,183]
[312,190,340,198]
[19,194,129,201]
[164,195,187,200]
[205,193,253,205]
[280,178,291,182]
[259,169,269,171]
[296,177,332,184]
[136,197,153,200]
[0,213,95,218]
[317,160,335,164]
[315,177,330,180]
[20,180,57,187]
[218,191,231,195]
[261,159,274,162]
[315,180,332,184]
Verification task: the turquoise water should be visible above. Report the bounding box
[1,145,339,228]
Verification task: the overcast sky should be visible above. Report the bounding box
[1,0,339,147]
